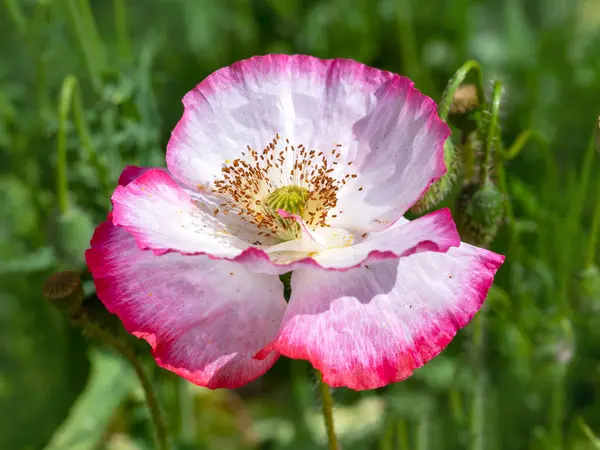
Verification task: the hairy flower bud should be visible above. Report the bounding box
[449,84,479,116]
[410,139,460,214]
[455,181,504,247]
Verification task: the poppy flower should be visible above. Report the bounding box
[85,55,504,390]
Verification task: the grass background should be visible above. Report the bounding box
[1,0,600,449]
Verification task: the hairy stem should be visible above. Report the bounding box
[316,370,339,450]
[481,81,503,185]
[438,60,487,121]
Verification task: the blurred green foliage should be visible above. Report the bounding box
[1,0,600,449]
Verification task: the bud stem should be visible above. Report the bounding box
[75,316,169,450]
[316,370,339,450]
[438,60,487,122]
[481,81,503,186]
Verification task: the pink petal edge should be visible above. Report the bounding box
[85,219,285,389]
[258,244,505,390]
[166,54,450,226]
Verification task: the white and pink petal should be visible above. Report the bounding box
[261,242,504,390]
[166,54,449,230]
[111,168,264,257]
[306,208,460,269]
[85,220,287,389]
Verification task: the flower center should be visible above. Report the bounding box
[266,185,310,216]
[210,133,358,243]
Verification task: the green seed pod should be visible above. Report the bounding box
[42,270,84,316]
[455,180,504,247]
[410,139,461,215]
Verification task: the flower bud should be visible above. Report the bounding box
[455,180,504,247]
[449,84,479,116]
[410,139,460,214]
[448,84,481,138]
[42,270,84,316]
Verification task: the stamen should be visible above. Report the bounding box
[211,134,356,241]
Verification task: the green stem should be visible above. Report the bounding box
[395,0,433,94]
[57,75,111,203]
[113,0,132,59]
[572,131,598,234]
[379,418,394,450]
[577,416,600,447]
[4,0,26,34]
[481,81,503,185]
[396,419,410,449]
[438,60,488,121]
[65,0,104,91]
[416,410,431,450]
[316,371,339,450]
[177,378,195,444]
[76,318,169,450]
[57,77,77,214]
[469,311,487,450]
[78,0,106,68]
[586,179,600,268]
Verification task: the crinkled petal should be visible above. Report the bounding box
[309,208,460,269]
[166,54,449,230]
[262,243,504,390]
[85,220,286,389]
[111,168,261,256]
[111,168,460,275]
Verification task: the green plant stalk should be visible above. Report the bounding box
[586,179,600,268]
[577,416,600,448]
[57,77,77,214]
[379,417,395,450]
[70,79,111,196]
[550,368,566,450]
[316,371,339,450]
[395,0,433,94]
[449,388,465,424]
[177,378,195,445]
[65,0,103,91]
[481,81,503,185]
[572,121,600,226]
[559,130,598,302]
[396,419,410,449]
[4,0,26,34]
[438,60,488,121]
[469,311,487,450]
[57,75,111,209]
[78,0,106,68]
[416,410,431,450]
[113,0,132,59]
[494,129,544,244]
[76,317,169,450]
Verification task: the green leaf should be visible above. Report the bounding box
[45,349,137,450]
